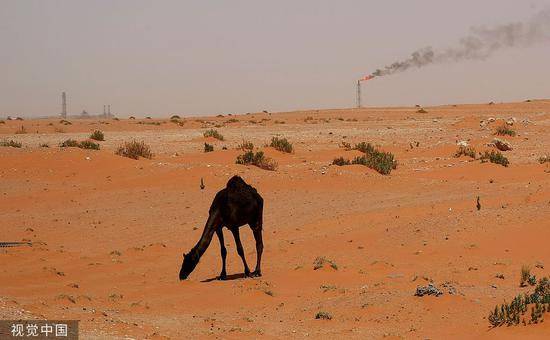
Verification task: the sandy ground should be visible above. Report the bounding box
[1,100,549,339]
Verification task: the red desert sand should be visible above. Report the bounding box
[1,100,549,339]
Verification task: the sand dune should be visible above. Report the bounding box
[1,101,549,338]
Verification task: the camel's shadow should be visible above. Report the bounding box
[201,273,246,282]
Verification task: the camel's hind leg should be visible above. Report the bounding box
[230,228,251,276]
[250,213,263,277]
[216,228,227,280]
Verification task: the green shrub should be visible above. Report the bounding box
[79,140,100,150]
[60,139,99,150]
[353,143,397,175]
[204,143,214,152]
[496,125,516,137]
[270,137,293,153]
[488,276,550,327]
[60,139,79,147]
[0,140,22,148]
[115,140,153,160]
[480,150,509,167]
[454,146,476,159]
[203,129,224,141]
[236,150,277,171]
[90,130,105,141]
[520,266,536,287]
[238,140,254,151]
[354,142,375,154]
[332,157,351,166]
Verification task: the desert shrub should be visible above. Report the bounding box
[417,108,428,113]
[15,117,23,121]
[334,142,397,174]
[236,150,277,171]
[270,137,293,153]
[332,157,351,166]
[495,125,516,137]
[315,311,332,320]
[274,120,285,124]
[79,140,100,150]
[0,120,5,124]
[90,130,104,141]
[538,155,549,164]
[145,116,152,119]
[60,139,100,150]
[238,140,254,151]
[480,150,509,167]
[115,140,153,160]
[352,143,397,175]
[113,117,119,121]
[59,119,72,125]
[203,129,224,141]
[15,125,27,134]
[354,142,375,154]
[340,141,351,150]
[204,143,214,152]
[226,118,239,123]
[60,139,79,147]
[488,276,550,327]
[39,143,49,148]
[0,140,22,148]
[454,146,476,159]
[313,256,338,270]
[170,115,181,120]
[521,266,537,287]
[129,116,136,120]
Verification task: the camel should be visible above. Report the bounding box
[179,175,264,280]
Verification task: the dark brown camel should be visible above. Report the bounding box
[179,175,264,280]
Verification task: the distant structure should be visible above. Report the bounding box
[102,104,113,118]
[61,92,67,118]
[80,110,89,118]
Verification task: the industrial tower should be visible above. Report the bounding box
[61,92,67,118]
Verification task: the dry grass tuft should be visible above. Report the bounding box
[115,140,153,160]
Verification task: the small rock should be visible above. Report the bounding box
[415,283,442,297]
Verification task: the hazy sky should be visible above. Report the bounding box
[1,0,549,117]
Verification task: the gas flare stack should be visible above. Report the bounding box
[356,75,375,108]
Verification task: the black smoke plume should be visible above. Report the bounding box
[371,8,550,77]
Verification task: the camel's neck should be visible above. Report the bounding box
[189,209,220,261]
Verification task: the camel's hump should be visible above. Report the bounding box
[226,175,259,194]
[226,175,248,189]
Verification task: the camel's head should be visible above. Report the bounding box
[179,251,198,280]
